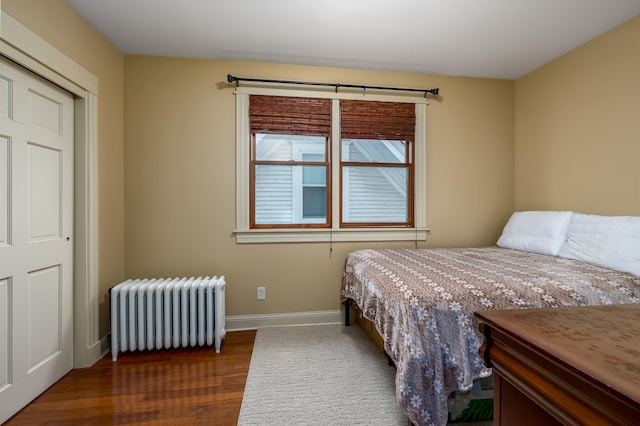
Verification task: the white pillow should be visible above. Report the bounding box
[497,211,573,256]
[558,213,640,276]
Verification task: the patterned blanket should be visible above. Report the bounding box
[341,247,640,426]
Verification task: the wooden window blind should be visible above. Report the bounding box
[341,100,415,141]
[250,95,331,136]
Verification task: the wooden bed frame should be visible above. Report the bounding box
[345,300,383,349]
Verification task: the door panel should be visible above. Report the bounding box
[0,136,7,245]
[0,57,73,423]
[28,266,61,371]
[28,143,61,240]
[27,89,62,133]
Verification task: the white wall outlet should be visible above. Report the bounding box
[257,286,266,301]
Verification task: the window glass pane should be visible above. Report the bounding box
[255,164,293,224]
[302,161,326,185]
[342,166,407,223]
[342,139,406,163]
[303,187,326,218]
[302,153,324,162]
[255,164,327,225]
[256,134,325,161]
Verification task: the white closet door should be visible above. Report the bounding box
[0,57,74,423]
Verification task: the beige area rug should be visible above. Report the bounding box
[237,323,407,426]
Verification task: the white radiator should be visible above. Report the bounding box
[110,276,226,361]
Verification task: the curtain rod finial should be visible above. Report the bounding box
[424,88,439,97]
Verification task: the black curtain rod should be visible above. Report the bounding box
[227,74,439,97]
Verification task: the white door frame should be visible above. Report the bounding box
[0,10,101,368]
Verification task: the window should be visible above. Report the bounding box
[340,100,415,227]
[253,134,330,226]
[250,96,331,227]
[234,87,428,243]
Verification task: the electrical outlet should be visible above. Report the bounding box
[257,286,266,301]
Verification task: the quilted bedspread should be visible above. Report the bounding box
[341,247,640,426]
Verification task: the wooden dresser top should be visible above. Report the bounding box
[476,303,640,405]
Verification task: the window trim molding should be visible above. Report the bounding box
[234,86,429,243]
[234,228,429,244]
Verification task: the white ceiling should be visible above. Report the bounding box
[67,0,640,80]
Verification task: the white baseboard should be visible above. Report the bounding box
[226,309,343,331]
[79,337,107,367]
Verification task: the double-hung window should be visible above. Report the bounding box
[234,86,428,243]
[340,100,415,227]
[250,96,331,227]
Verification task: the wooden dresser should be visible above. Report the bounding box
[476,304,640,426]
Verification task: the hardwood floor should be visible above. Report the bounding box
[5,330,256,426]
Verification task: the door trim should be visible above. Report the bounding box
[0,10,101,367]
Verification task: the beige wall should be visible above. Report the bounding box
[124,58,514,316]
[3,0,125,337]
[515,15,640,215]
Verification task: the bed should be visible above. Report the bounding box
[341,211,640,426]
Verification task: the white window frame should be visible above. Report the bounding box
[234,85,429,243]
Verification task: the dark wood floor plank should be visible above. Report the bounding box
[5,330,256,426]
